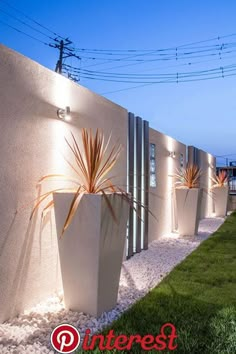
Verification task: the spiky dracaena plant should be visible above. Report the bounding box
[29,128,152,236]
[175,164,201,189]
[211,170,228,187]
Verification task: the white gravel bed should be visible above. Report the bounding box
[0,217,224,353]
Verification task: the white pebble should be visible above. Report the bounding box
[0,217,224,353]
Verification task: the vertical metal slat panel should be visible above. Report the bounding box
[127,112,135,258]
[136,116,142,253]
[187,146,194,165]
[143,120,149,250]
[188,146,199,167]
[194,147,200,166]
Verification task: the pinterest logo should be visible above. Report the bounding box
[51,324,80,353]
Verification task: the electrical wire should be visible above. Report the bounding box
[75,44,227,56]
[66,49,236,77]
[125,53,236,74]
[1,0,236,90]
[77,71,236,84]
[216,154,236,157]
[82,47,236,71]
[78,71,236,85]
[0,1,235,64]
[98,71,236,95]
[0,6,55,40]
[73,44,236,63]
[62,63,236,80]
[75,66,235,82]
[74,32,236,53]
[79,34,236,70]
[96,66,236,94]
[0,18,49,45]
[0,0,67,41]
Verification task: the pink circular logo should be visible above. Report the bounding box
[51,324,80,353]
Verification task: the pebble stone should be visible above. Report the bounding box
[0,217,224,353]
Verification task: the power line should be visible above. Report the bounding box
[73,43,236,63]
[75,44,226,56]
[80,33,236,70]
[77,71,236,84]
[68,49,236,77]
[0,13,79,79]
[124,53,236,75]
[98,70,236,95]
[1,0,236,89]
[83,47,236,72]
[0,18,49,45]
[0,0,80,81]
[0,6,54,40]
[74,32,236,53]
[62,63,236,81]
[75,66,236,82]
[216,154,236,157]
[0,0,67,41]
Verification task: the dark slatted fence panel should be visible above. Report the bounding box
[127,113,149,258]
[143,120,149,250]
[127,112,135,258]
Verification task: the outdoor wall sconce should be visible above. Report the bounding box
[57,106,71,121]
[169,151,176,158]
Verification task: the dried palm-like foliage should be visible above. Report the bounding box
[30,128,152,236]
[175,164,201,189]
[211,170,228,187]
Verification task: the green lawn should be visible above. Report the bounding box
[78,212,236,353]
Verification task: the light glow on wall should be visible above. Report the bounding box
[207,153,214,216]
[51,119,70,173]
[50,79,72,173]
[52,78,70,108]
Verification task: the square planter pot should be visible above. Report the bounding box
[212,185,229,217]
[53,192,129,317]
[175,188,200,236]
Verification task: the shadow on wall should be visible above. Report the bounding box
[0,99,69,322]
[0,184,57,322]
[0,213,36,322]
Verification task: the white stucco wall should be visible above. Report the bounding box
[0,44,128,322]
[148,128,187,242]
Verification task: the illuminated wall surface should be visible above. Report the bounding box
[149,129,187,242]
[198,149,216,218]
[0,44,215,322]
[187,146,216,218]
[0,44,128,322]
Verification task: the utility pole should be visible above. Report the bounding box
[52,37,81,82]
[55,40,64,74]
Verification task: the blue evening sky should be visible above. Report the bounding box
[1,0,236,165]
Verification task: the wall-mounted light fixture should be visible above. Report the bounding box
[57,106,71,121]
[169,151,176,158]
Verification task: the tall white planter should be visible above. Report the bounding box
[53,192,129,317]
[176,188,200,236]
[212,185,228,217]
